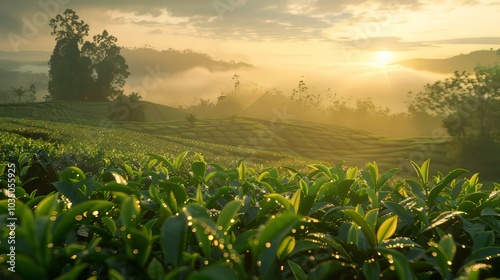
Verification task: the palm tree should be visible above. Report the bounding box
[129,92,142,103]
[10,84,36,103]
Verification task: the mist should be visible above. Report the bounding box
[123,58,447,113]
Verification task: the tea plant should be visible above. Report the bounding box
[1,151,500,279]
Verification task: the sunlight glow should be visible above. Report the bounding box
[374,51,394,66]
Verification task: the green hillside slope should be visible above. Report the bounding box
[0,101,455,175]
[114,116,454,174]
[0,101,188,125]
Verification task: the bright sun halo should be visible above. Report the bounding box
[375,50,393,66]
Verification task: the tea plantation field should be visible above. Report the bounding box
[0,100,455,175]
[2,102,499,279]
[0,101,188,125]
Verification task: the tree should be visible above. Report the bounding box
[0,84,36,103]
[48,9,92,101]
[48,37,93,100]
[409,66,500,140]
[11,84,36,103]
[108,93,145,122]
[48,9,129,101]
[408,65,500,180]
[81,30,130,101]
[129,92,142,103]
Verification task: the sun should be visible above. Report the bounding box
[374,50,394,66]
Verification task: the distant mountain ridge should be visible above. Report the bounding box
[0,47,251,77]
[0,47,252,99]
[395,50,500,73]
[122,48,252,77]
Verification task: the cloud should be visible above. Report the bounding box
[0,0,496,52]
[431,37,500,45]
[338,37,432,51]
[0,0,430,46]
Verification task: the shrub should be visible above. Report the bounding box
[1,153,500,279]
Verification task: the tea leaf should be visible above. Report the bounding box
[377,215,398,244]
[288,260,307,280]
[277,236,296,260]
[428,168,468,206]
[217,199,242,233]
[161,215,188,267]
[343,209,377,247]
[191,161,206,179]
[257,213,300,277]
[290,188,301,214]
[382,201,415,229]
[377,247,416,280]
[174,151,189,172]
[363,261,380,280]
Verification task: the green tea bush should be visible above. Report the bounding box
[1,151,500,279]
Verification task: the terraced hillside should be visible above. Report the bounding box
[0,117,309,169]
[0,101,187,125]
[0,101,456,175]
[114,116,455,174]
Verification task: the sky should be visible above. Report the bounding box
[1,0,500,110]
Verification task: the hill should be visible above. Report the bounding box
[114,116,454,174]
[395,50,500,73]
[0,101,455,174]
[122,48,252,77]
[0,101,188,125]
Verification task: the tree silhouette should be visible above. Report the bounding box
[409,66,500,140]
[48,9,129,101]
[48,9,92,101]
[409,65,500,180]
[108,93,145,122]
[12,84,36,103]
[129,92,142,103]
[82,30,129,101]
[1,84,36,103]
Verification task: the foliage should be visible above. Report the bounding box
[1,150,500,279]
[408,65,500,180]
[9,85,36,103]
[48,35,92,101]
[108,93,145,122]
[81,30,130,101]
[408,66,500,139]
[186,114,197,125]
[185,75,437,137]
[48,9,129,102]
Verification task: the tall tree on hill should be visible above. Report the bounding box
[48,9,129,101]
[82,30,129,101]
[48,9,92,101]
